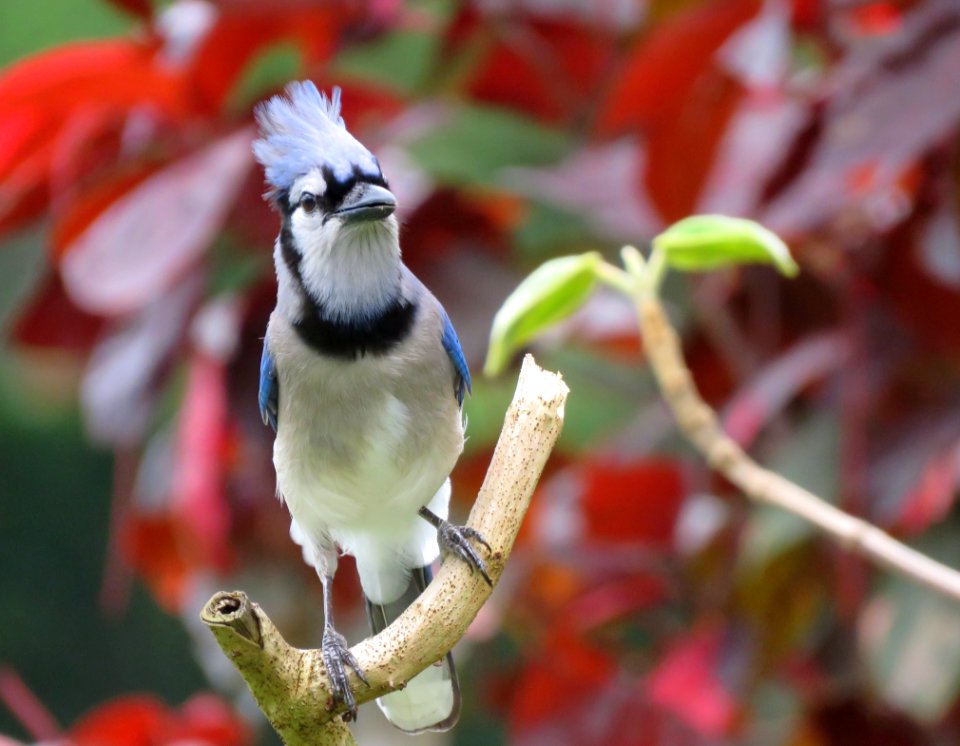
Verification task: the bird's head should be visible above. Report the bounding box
[253,82,398,254]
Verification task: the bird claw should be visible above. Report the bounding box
[438,522,493,586]
[322,627,368,721]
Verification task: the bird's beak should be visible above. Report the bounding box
[334,183,397,223]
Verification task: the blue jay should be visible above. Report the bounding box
[253,81,490,732]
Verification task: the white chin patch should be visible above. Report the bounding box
[295,216,400,318]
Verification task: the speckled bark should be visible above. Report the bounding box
[201,356,569,745]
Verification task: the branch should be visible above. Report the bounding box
[201,356,569,744]
[639,297,960,601]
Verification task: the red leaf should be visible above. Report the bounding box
[0,125,60,234]
[172,351,232,571]
[57,130,252,315]
[0,39,184,234]
[723,331,849,448]
[894,441,960,536]
[563,576,667,635]
[847,2,904,37]
[51,165,159,260]
[70,696,167,746]
[646,626,739,737]
[80,275,201,445]
[510,629,669,745]
[0,106,132,236]
[507,142,662,242]
[122,513,193,611]
[185,6,349,113]
[69,693,250,746]
[0,110,51,180]
[0,40,181,117]
[595,0,760,136]
[764,3,960,236]
[581,458,685,546]
[790,0,825,30]
[11,274,104,353]
[460,19,615,124]
[643,72,744,221]
[400,189,509,267]
[0,668,62,742]
[881,213,960,352]
[510,634,617,733]
[162,694,251,746]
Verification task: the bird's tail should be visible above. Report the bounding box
[364,565,461,733]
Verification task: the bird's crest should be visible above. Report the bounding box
[253,81,380,194]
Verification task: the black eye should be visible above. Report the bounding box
[300,192,318,214]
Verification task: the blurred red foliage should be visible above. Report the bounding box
[4,0,960,743]
[0,666,249,746]
[70,694,251,746]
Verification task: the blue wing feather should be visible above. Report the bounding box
[259,338,279,431]
[440,311,471,406]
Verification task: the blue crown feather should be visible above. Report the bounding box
[252,81,381,193]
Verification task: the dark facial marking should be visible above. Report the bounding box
[316,164,389,214]
[279,222,301,284]
[273,165,389,216]
[275,189,295,218]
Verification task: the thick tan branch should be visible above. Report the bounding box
[640,297,960,601]
[201,356,568,744]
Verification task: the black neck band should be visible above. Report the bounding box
[279,222,415,359]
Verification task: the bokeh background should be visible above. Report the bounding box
[2,0,960,744]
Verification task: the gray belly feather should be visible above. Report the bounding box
[267,312,464,549]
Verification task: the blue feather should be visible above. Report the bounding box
[252,81,381,192]
[441,311,471,406]
[259,339,279,431]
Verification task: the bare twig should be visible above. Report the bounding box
[639,297,960,601]
[201,356,569,744]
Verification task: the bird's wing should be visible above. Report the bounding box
[440,310,471,406]
[259,337,279,431]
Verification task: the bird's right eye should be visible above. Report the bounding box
[300,192,318,214]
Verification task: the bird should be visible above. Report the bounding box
[252,81,490,733]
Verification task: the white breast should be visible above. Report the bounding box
[267,313,465,561]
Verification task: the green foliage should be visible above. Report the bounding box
[0,407,206,738]
[226,43,304,113]
[484,217,797,375]
[333,32,440,94]
[484,252,601,376]
[407,105,571,185]
[0,230,45,336]
[739,413,839,571]
[513,202,597,262]
[0,0,132,66]
[652,215,799,277]
[865,534,960,723]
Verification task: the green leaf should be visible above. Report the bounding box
[653,215,799,277]
[406,105,570,186]
[332,32,439,95]
[484,252,601,376]
[513,201,596,262]
[0,0,133,67]
[863,532,960,723]
[226,43,303,113]
[739,412,839,571]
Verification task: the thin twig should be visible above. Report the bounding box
[639,297,960,602]
[201,356,569,744]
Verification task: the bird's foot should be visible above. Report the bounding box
[321,626,368,721]
[438,521,493,586]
